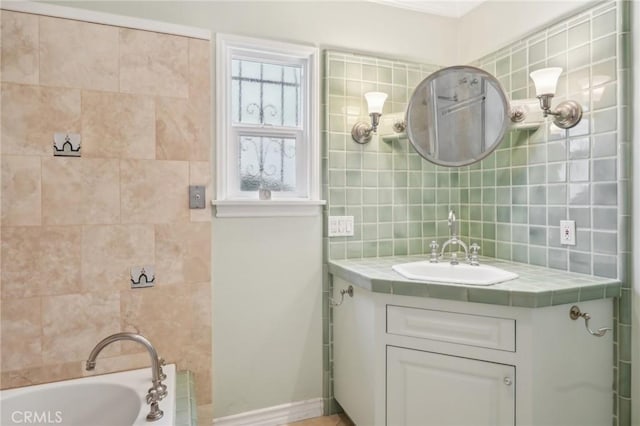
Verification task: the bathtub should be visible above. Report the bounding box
[0,364,176,426]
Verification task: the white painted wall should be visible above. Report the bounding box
[632,3,639,425]
[211,217,324,416]
[457,0,595,63]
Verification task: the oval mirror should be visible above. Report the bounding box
[406,66,509,167]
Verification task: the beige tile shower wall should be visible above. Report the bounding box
[0,11,213,410]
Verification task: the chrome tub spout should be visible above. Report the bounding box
[86,332,167,421]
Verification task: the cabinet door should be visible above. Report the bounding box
[387,346,515,426]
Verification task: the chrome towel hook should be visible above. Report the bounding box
[569,305,611,337]
[331,285,354,307]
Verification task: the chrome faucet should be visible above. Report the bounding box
[86,332,167,421]
[448,209,458,236]
[440,209,469,265]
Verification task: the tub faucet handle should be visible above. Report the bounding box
[158,357,167,381]
[147,383,168,404]
[146,389,156,404]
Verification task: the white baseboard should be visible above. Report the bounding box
[212,398,324,426]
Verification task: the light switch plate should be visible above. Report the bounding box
[328,216,354,237]
[189,185,205,209]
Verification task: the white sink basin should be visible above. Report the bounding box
[392,261,519,286]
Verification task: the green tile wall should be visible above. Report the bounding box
[461,1,629,284]
[322,51,445,260]
[322,1,631,422]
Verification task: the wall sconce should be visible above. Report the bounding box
[529,67,583,129]
[351,91,387,144]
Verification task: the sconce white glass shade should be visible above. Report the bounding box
[529,67,582,130]
[364,92,387,114]
[530,67,563,96]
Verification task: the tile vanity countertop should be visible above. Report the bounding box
[328,256,621,308]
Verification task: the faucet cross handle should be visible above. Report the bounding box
[158,357,167,381]
[147,383,168,403]
[469,243,481,266]
[429,241,439,263]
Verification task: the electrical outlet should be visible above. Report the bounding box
[560,220,576,246]
[328,216,355,237]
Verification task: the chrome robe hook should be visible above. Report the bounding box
[569,305,611,337]
[331,285,354,307]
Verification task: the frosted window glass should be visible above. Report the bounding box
[239,136,296,192]
[283,67,300,84]
[240,60,261,79]
[262,63,282,81]
[231,80,240,123]
[283,86,299,127]
[231,59,301,127]
[239,81,261,125]
[231,59,240,77]
[262,83,282,126]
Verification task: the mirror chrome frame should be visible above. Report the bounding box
[406,65,510,167]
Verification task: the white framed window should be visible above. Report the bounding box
[214,33,324,217]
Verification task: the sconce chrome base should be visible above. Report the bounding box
[537,95,583,129]
[351,121,374,144]
[510,106,527,123]
[551,100,583,129]
[392,119,407,133]
[351,112,381,144]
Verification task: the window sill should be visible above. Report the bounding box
[212,199,326,218]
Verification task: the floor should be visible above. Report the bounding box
[285,413,354,426]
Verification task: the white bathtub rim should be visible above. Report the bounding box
[0,364,176,426]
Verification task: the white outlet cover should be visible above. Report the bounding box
[560,220,576,246]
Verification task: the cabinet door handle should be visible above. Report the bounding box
[503,377,513,386]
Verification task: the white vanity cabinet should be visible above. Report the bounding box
[332,276,613,426]
[387,346,515,426]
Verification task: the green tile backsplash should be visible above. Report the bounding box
[323,52,444,259]
[455,1,630,289]
[322,1,631,422]
[325,1,628,277]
